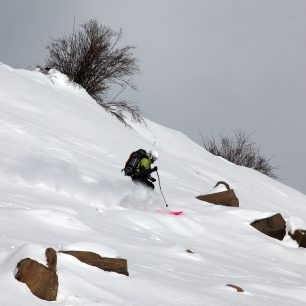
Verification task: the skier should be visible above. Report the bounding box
[131,150,159,189]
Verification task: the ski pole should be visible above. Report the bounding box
[156,170,168,207]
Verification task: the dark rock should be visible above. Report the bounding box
[196,189,239,207]
[214,181,230,190]
[251,213,286,240]
[59,250,129,276]
[289,229,306,247]
[15,248,58,301]
[226,284,244,293]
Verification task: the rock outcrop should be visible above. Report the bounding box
[196,181,239,207]
[15,248,58,301]
[226,284,244,293]
[289,229,306,247]
[250,213,286,240]
[59,250,129,276]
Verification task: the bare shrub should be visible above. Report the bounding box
[46,19,143,126]
[201,130,278,179]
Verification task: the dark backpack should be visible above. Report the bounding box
[122,149,147,176]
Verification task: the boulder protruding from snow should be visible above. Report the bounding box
[214,181,230,190]
[289,229,306,247]
[226,284,244,293]
[15,248,58,301]
[196,181,239,207]
[250,213,286,240]
[59,250,129,276]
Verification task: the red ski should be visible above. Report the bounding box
[156,209,183,215]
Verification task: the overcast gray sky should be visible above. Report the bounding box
[1,0,306,194]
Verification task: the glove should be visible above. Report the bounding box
[150,177,156,182]
[152,166,158,172]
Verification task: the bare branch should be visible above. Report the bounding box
[201,129,279,179]
[46,19,142,125]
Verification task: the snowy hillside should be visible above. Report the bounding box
[0,63,306,306]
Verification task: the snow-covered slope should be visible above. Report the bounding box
[0,63,306,306]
